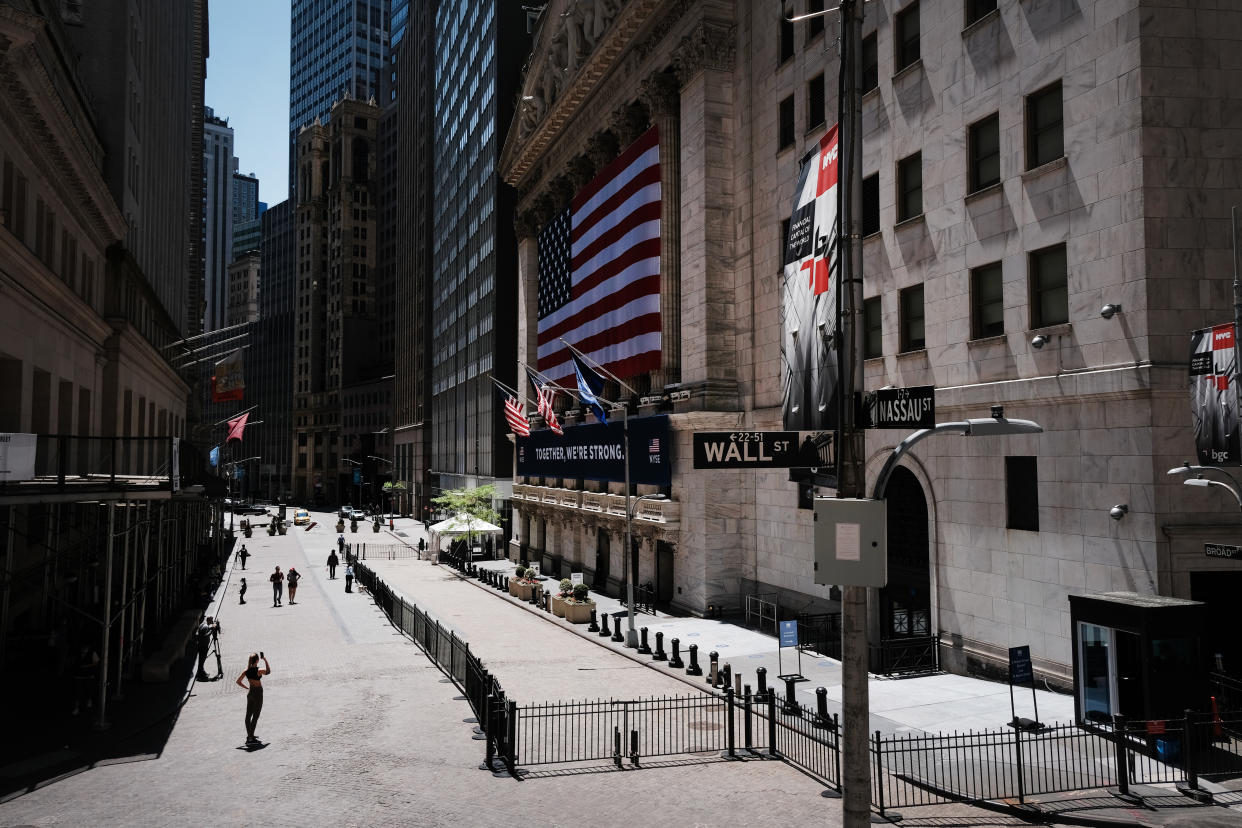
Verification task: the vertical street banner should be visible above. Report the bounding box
[1190,323,1241,466]
[782,125,840,432]
[212,348,245,403]
[536,126,661,389]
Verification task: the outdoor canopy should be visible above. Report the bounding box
[428,514,503,535]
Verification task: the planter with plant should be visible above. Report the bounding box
[336,519,346,533]
[508,566,535,601]
[551,578,574,617]
[562,582,595,624]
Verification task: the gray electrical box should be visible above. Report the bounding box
[813,498,888,587]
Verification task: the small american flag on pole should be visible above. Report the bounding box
[503,394,531,437]
[537,126,662,388]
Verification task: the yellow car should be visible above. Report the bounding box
[293,508,310,526]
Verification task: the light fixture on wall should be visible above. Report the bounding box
[1109,504,1128,521]
[1031,334,1049,350]
[1100,303,1122,320]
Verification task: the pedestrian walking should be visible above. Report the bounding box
[337,534,345,553]
[327,550,339,579]
[238,544,250,570]
[239,577,247,605]
[287,567,301,604]
[270,566,284,607]
[344,563,354,593]
[196,615,219,681]
[236,651,271,745]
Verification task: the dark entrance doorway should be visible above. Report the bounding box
[595,528,610,596]
[656,541,674,607]
[1192,571,1242,676]
[881,466,930,639]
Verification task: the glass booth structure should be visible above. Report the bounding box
[1068,591,1206,724]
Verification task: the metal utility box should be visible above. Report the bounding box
[813,498,887,587]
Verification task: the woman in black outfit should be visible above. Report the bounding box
[236,652,271,744]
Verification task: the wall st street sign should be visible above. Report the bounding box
[865,385,936,429]
[692,431,831,470]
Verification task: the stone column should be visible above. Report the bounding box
[640,72,683,391]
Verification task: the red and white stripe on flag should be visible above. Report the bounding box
[504,395,531,437]
[538,388,563,435]
[537,126,661,388]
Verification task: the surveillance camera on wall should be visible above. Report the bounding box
[1031,334,1049,349]
[1100,303,1122,320]
[1109,504,1128,521]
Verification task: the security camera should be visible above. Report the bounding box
[1100,303,1121,320]
[1031,334,1049,349]
[1109,504,1128,521]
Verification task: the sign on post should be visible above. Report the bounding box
[1206,543,1242,559]
[779,620,799,648]
[570,572,584,585]
[777,619,804,682]
[692,431,829,470]
[0,433,38,482]
[1009,645,1034,685]
[864,386,936,429]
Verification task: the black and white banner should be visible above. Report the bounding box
[516,415,671,485]
[1190,323,1241,466]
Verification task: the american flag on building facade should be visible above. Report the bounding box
[526,367,563,436]
[649,437,661,456]
[502,393,531,437]
[537,126,662,389]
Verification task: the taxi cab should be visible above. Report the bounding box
[293,508,311,526]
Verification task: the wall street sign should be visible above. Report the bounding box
[692,431,831,470]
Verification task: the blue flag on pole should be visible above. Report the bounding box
[571,351,608,425]
[209,446,220,467]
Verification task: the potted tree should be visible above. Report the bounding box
[551,578,573,617]
[508,566,534,601]
[563,582,596,624]
[372,516,382,532]
[336,518,346,534]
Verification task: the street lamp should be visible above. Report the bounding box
[624,493,667,648]
[1184,476,1242,510]
[872,417,1043,499]
[1168,462,1242,511]
[224,456,260,532]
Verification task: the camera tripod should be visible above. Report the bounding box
[210,627,223,680]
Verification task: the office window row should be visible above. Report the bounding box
[778,72,826,150]
[862,242,1068,358]
[860,1,997,94]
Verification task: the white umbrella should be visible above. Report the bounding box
[428,513,502,535]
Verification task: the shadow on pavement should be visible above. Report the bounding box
[0,651,197,802]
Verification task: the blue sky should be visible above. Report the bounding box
[205,0,291,203]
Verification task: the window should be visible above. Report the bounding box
[1027,81,1063,169]
[807,0,825,41]
[807,74,825,130]
[971,262,1004,338]
[897,153,922,221]
[1006,456,1039,531]
[899,284,925,351]
[1030,244,1068,327]
[861,33,878,93]
[862,173,880,236]
[864,297,882,358]
[966,0,998,25]
[779,95,795,150]
[779,11,794,63]
[969,114,1000,192]
[895,2,920,72]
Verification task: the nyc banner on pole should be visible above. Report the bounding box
[1190,323,1241,466]
[782,125,840,432]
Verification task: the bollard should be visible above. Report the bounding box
[544,591,552,612]
[599,611,612,637]
[588,608,600,632]
[721,663,732,691]
[735,671,743,697]
[767,693,779,757]
[669,638,684,669]
[686,644,702,676]
[707,651,719,686]
[782,677,801,716]
[653,631,667,661]
[756,666,768,701]
[813,686,830,729]
[613,727,622,768]
[724,686,737,758]
[502,575,509,591]
[611,613,625,642]
[630,729,640,767]
[638,627,652,655]
[529,584,541,606]
[743,685,754,751]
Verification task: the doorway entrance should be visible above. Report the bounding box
[1191,571,1242,676]
[656,541,674,607]
[595,528,610,596]
[880,466,930,639]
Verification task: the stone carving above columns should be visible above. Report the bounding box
[514,211,539,240]
[586,130,620,171]
[568,153,595,190]
[639,71,680,120]
[672,20,736,84]
[610,100,650,147]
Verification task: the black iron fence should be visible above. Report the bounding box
[869,635,940,676]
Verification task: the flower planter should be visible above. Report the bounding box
[509,580,533,601]
[562,600,595,624]
[551,595,568,618]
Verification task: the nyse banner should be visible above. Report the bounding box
[516,415,671,485]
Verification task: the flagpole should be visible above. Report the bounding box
[623,406,638,648]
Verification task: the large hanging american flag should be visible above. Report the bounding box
[537,126,661,388]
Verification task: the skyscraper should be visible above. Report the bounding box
[427,1,529,507]
[288,0,390,197]
[203,108,236,331]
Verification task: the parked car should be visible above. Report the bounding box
[339,505,353,519]
[293,508,311,526]
[347,508,366,522]
[234,503,269,516]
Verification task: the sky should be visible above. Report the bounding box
[205,0,291,204]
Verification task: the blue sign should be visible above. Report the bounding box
[779,620,799,648]
[516,414,672,485]
[1009,645,1033,685]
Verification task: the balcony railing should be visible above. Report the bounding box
[0,434,178,495]
[512,483,680,529]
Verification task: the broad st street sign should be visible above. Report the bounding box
[692,431,830,470]
[865,385,936,429]
[1205,543,1242,559]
